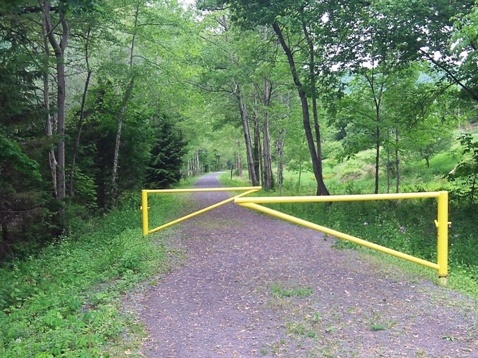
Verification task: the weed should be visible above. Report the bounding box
[286,322,305,336]
[368,310,394,332]
[270,283,313,298]
[370,323,387,331]
[441,335,456,341]
[310,311,321,325]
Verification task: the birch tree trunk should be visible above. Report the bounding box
[235,82,259,186]
[41,14,57,197]
[110,3,140,208]
[262,78,274,190]
[42,1,69,208]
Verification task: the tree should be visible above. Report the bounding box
[196,13,259,184]
[448,133,478,202]
[218,0,336,194]
[367,0,476,101]
[0,10,55,254]
[145,118,187,188]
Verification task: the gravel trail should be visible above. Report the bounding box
[127,173,478,358]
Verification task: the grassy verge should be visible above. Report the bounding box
[0,188,189,357]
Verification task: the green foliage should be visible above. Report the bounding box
[145,117,188,189]
[450,1,478,101]
[71,77,156,210]
[447,133,478,201]
[0,190,185,357]
[0,30,60,253]
[0,135,40,179]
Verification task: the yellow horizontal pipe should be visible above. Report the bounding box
[148,188,260,234]
[238,202,439,271]
[235,192,441,205]
[145,186,261,194]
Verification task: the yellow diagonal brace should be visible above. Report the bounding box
[238,202,439,271]
[147,188,260,235]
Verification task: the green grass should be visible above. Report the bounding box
[270,283,314,298]
[0,188,189,357]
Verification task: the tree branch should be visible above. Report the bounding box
[419,49,478,102]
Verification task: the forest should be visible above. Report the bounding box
[1,0,478,257]
[2,0,478,355]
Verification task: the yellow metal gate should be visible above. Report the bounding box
[141,188,449,284]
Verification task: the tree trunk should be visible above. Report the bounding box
[363,70,385,195]
[272,22,329,195]
[69,27,92,197]
[235,152,242,177]
[386,148,391,194]
[235,141,243,177]
[42,1,69,221]
[252,109,261,184]
[276,128,285,194]
[302,20,328,196]
[386,130,391,194]
[262,78,274,190]
[425,157,430,168]
[235,82,259,186]
[374,125,380,194]
[41,17,57,197]
[110,3,140,208]
[187,158,192,177]
[196,150,201,175]
[395,129,400,193]
[111,77,134,207]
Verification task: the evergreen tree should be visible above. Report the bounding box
[145,118,187,189]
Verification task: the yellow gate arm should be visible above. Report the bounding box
[236,191,449,284]
[142,186,261,236]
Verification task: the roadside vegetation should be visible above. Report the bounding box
[0,192,188,357]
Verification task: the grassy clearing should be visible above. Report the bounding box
[0,189,189,357]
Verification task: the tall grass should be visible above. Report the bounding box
[0,191,186,357]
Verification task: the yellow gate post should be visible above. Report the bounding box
[141,190,149,236]
[437,191,449,285]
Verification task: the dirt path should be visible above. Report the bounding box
[128,173,478,357]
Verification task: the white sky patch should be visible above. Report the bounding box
[178,0,196,9]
